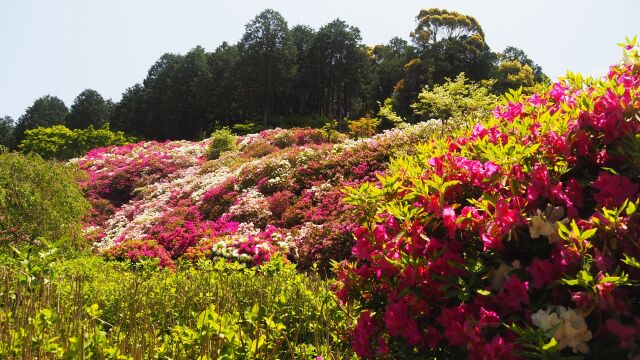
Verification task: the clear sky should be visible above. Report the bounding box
[0,0,638,120]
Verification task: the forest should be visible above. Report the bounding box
[1,8,546,148]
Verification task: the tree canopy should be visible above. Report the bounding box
[13,8,549,141]
[13,95,69,146]
[66,89,112,129]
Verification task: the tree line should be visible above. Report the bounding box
[0,8,548,147]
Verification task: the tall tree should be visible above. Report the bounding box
[238,9,295,127]
[307,19,369,123]
[13,95,68,146]
[394,8,496,117]
[288,25,317,115]
[499,46,549,83]
[141,47,212,140]
[0,115,14,148]
[207,42,243,128]
[66,89,111,129]
[369,37,414,107]
[411,8,484,50]
[110,84,148,136]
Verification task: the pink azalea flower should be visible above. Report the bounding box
[592,172,639,208]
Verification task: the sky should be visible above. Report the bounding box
[0,0,638,120]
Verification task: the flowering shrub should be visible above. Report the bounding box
[335,40,640,358]
[104,239,175,269]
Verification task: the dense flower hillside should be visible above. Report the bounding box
[335,40,640,358]
[75,122,453,270]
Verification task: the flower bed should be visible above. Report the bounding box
[77,124,449,269]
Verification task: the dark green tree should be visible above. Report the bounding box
[66,89,111,129]
[306,19,369,123]
[0,115,14,148]
[288,25,317,115]
[13,95,68,146]
[141,47,212,140]
[110,84,148,136]
[499,46,549,83]
[394,8,496,117]
[369,37,414,107]
[238,9,295,127]
[207,42,243,129]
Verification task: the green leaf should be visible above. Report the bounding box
[476,289,491,296]
[542,337,558,350]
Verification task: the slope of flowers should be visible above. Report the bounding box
[335,41,640,358]
[76,123,453,269]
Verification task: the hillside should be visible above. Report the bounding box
[75,122,451,270]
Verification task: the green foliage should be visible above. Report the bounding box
[207,127,239,160]
[377,97,405,129]
[0,151,89,248]
[347,117,380,139]
[0,255,356,359]
[239,9,295,127]
[65,88,113,129]
[411,72,499,123]
[231,121,262,135]
[494,60,537,94]
[19,124,133,160]
[0,115,15,148]
[13,95,68,146]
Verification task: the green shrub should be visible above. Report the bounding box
[347,117,380,139]
[0,255,356,359]
[0,151,89,248]
[231,121,262,135]
[18,124,132,160]
[206,127,238,160]
[377,97,405,130]
[411,72,499,124]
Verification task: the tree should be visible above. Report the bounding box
[0,151,89,247]
[110,84,148,136]
[493,60,536,94]
[13,95,68,146]
[306,19,369,123]
[19,124,131,160]
[139,47,213,140]
[500,46,549,83]
[394,8,496,117]
[238,9,295,127]
[66,89,112,129]
[369,37,414,107]
[207,42,243,129]
[288,25,317,115]
[411,8,484,50]
[0,115,14,148]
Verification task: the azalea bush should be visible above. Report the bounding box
[335,39,640,358]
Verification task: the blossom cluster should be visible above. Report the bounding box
[335,42,640,358]
[77,123,447,269]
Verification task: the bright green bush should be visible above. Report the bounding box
[411,72,499,124]
[206,127,238,160]
[347,117,380,139]
[0,255,355,359]
[18,124,132,160]
[0,151,89,247]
